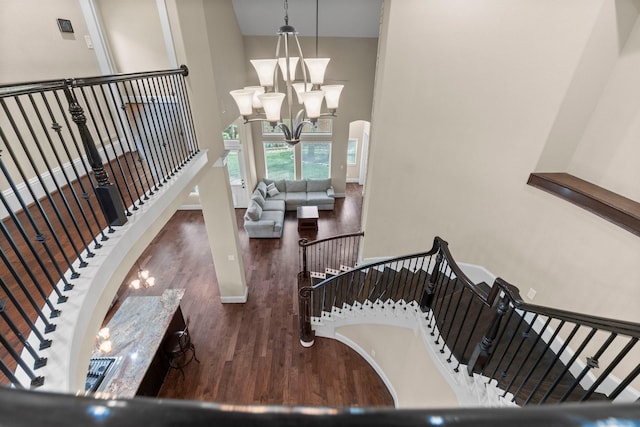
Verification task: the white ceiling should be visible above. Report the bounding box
[231,0,382,38]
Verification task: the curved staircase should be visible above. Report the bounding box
[298,235,640,407]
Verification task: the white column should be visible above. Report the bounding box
[166,0,248,301]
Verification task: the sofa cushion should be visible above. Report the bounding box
[285,179,307,192]
[256,181,268,197]
[307,178,331,192]
[251,190,265,207]
[273,179,286,192]
[263,199,285,211]
[245,201,262,221]
[306,191,333,204]
[285,192,307,205]
[261,209,285,227]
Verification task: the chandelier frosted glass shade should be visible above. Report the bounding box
[250,59,278,87]
[244,86,265,109]
[300,90,325,119]
[229,89,255,116]
[259,92,286,123]
[321,85,344,110]
[278,57,299,81]
[304,58,331,85]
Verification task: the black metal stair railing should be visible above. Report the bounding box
[297,231,364,345]
[1,386,640,427]
[298,236,640,406]
[0,66,199,388]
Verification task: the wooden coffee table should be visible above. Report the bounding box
[297,206,319,231]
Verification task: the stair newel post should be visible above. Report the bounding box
[420,251,443,312]
[299,238,309,279]
[298,286,315,347]
[63,81,127,227]
[467,286,507,376]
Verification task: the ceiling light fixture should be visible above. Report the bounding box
[230,0,343,145]
[129,262,155,290]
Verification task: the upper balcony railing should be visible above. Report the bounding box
[0,66,199,388]
[298,236,640,405]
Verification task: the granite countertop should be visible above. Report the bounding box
[92,288,185,398]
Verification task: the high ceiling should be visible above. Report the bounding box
[231,0,382,38]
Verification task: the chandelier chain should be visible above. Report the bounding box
[284,0,289,25]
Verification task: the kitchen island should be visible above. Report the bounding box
[90,288,186,397]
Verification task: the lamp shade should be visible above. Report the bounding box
[278,56,299,81]
[321,85,343,110]
[244,86,265,109]
[250,59,278,87]
[301,90,325,119]
[230,89,255,116]
[292,82,310,104]
[258,92,285,122]
[304,58,330,85]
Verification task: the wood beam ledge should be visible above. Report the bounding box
[527,172,640,237]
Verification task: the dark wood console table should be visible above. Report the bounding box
[297,206,319,231]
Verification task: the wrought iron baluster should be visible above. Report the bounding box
[580,336,637,402]
[63,83,127,227]
[506,316,553,402]
[539,327,597,404]
[157,75,184,170]
[524,323,580,405]
[150,76,179,173]
[52,90,109,243]
[1,99,78,285]
[41,91,101,254]
[141,79,172,180]
[0,301,47,368]
[0,247,57,334]
[0,324,44,388]
[100,83,144,209]
[558,332,616,402]
[26,93,90,269]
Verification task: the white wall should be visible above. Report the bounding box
[362,0,640,322]
[0,0,101,83]
[95,0,171,73]
[568,12,640,201]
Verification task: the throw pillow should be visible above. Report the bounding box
[245,201,262,221]
[257,181,267,197]
[267,186,280,197]
[251,192,265,207]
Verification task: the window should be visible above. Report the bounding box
[301,142,331,179]
[347,138,358,165]
[226,150,241,184]
[262,118,333,136]
[223,124,239,140]
[264,142,295,180]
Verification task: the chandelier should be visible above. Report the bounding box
[129,262,155,289]
[230,0,343,145]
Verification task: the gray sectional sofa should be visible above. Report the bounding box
[243,178,335,238]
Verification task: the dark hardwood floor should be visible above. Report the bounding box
[111,183,394,407]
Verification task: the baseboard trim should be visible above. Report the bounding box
[220,287,248,304]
